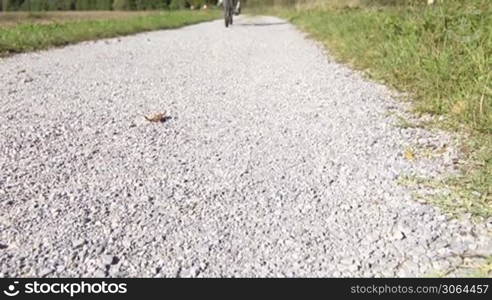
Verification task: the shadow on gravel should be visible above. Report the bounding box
[237,22,288,27]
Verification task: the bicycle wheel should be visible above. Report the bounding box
[224,0,232,28]
[224,9,229,27]
[229,6,234,25]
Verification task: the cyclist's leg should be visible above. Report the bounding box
[235,0,241,15]
[229,0,234,25]
[224,0,230,27]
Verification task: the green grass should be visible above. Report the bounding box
[425,255,492,277]
[468,256,492,277]
[441,134,492,219]
[249,0,491,219]
[276,2,491,133]
[0,10,220,56]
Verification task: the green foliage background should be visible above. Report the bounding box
[0,0,218,11]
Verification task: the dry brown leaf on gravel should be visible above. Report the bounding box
[145,112,167,123]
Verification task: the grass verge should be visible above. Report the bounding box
[0,9,220,56]
[0,11,176,27]
[249,1,491,219]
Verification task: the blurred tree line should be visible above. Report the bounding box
[0,0,219,11]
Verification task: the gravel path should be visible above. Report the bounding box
[1,16,490,277]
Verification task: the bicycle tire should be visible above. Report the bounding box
[224,0,232,28]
